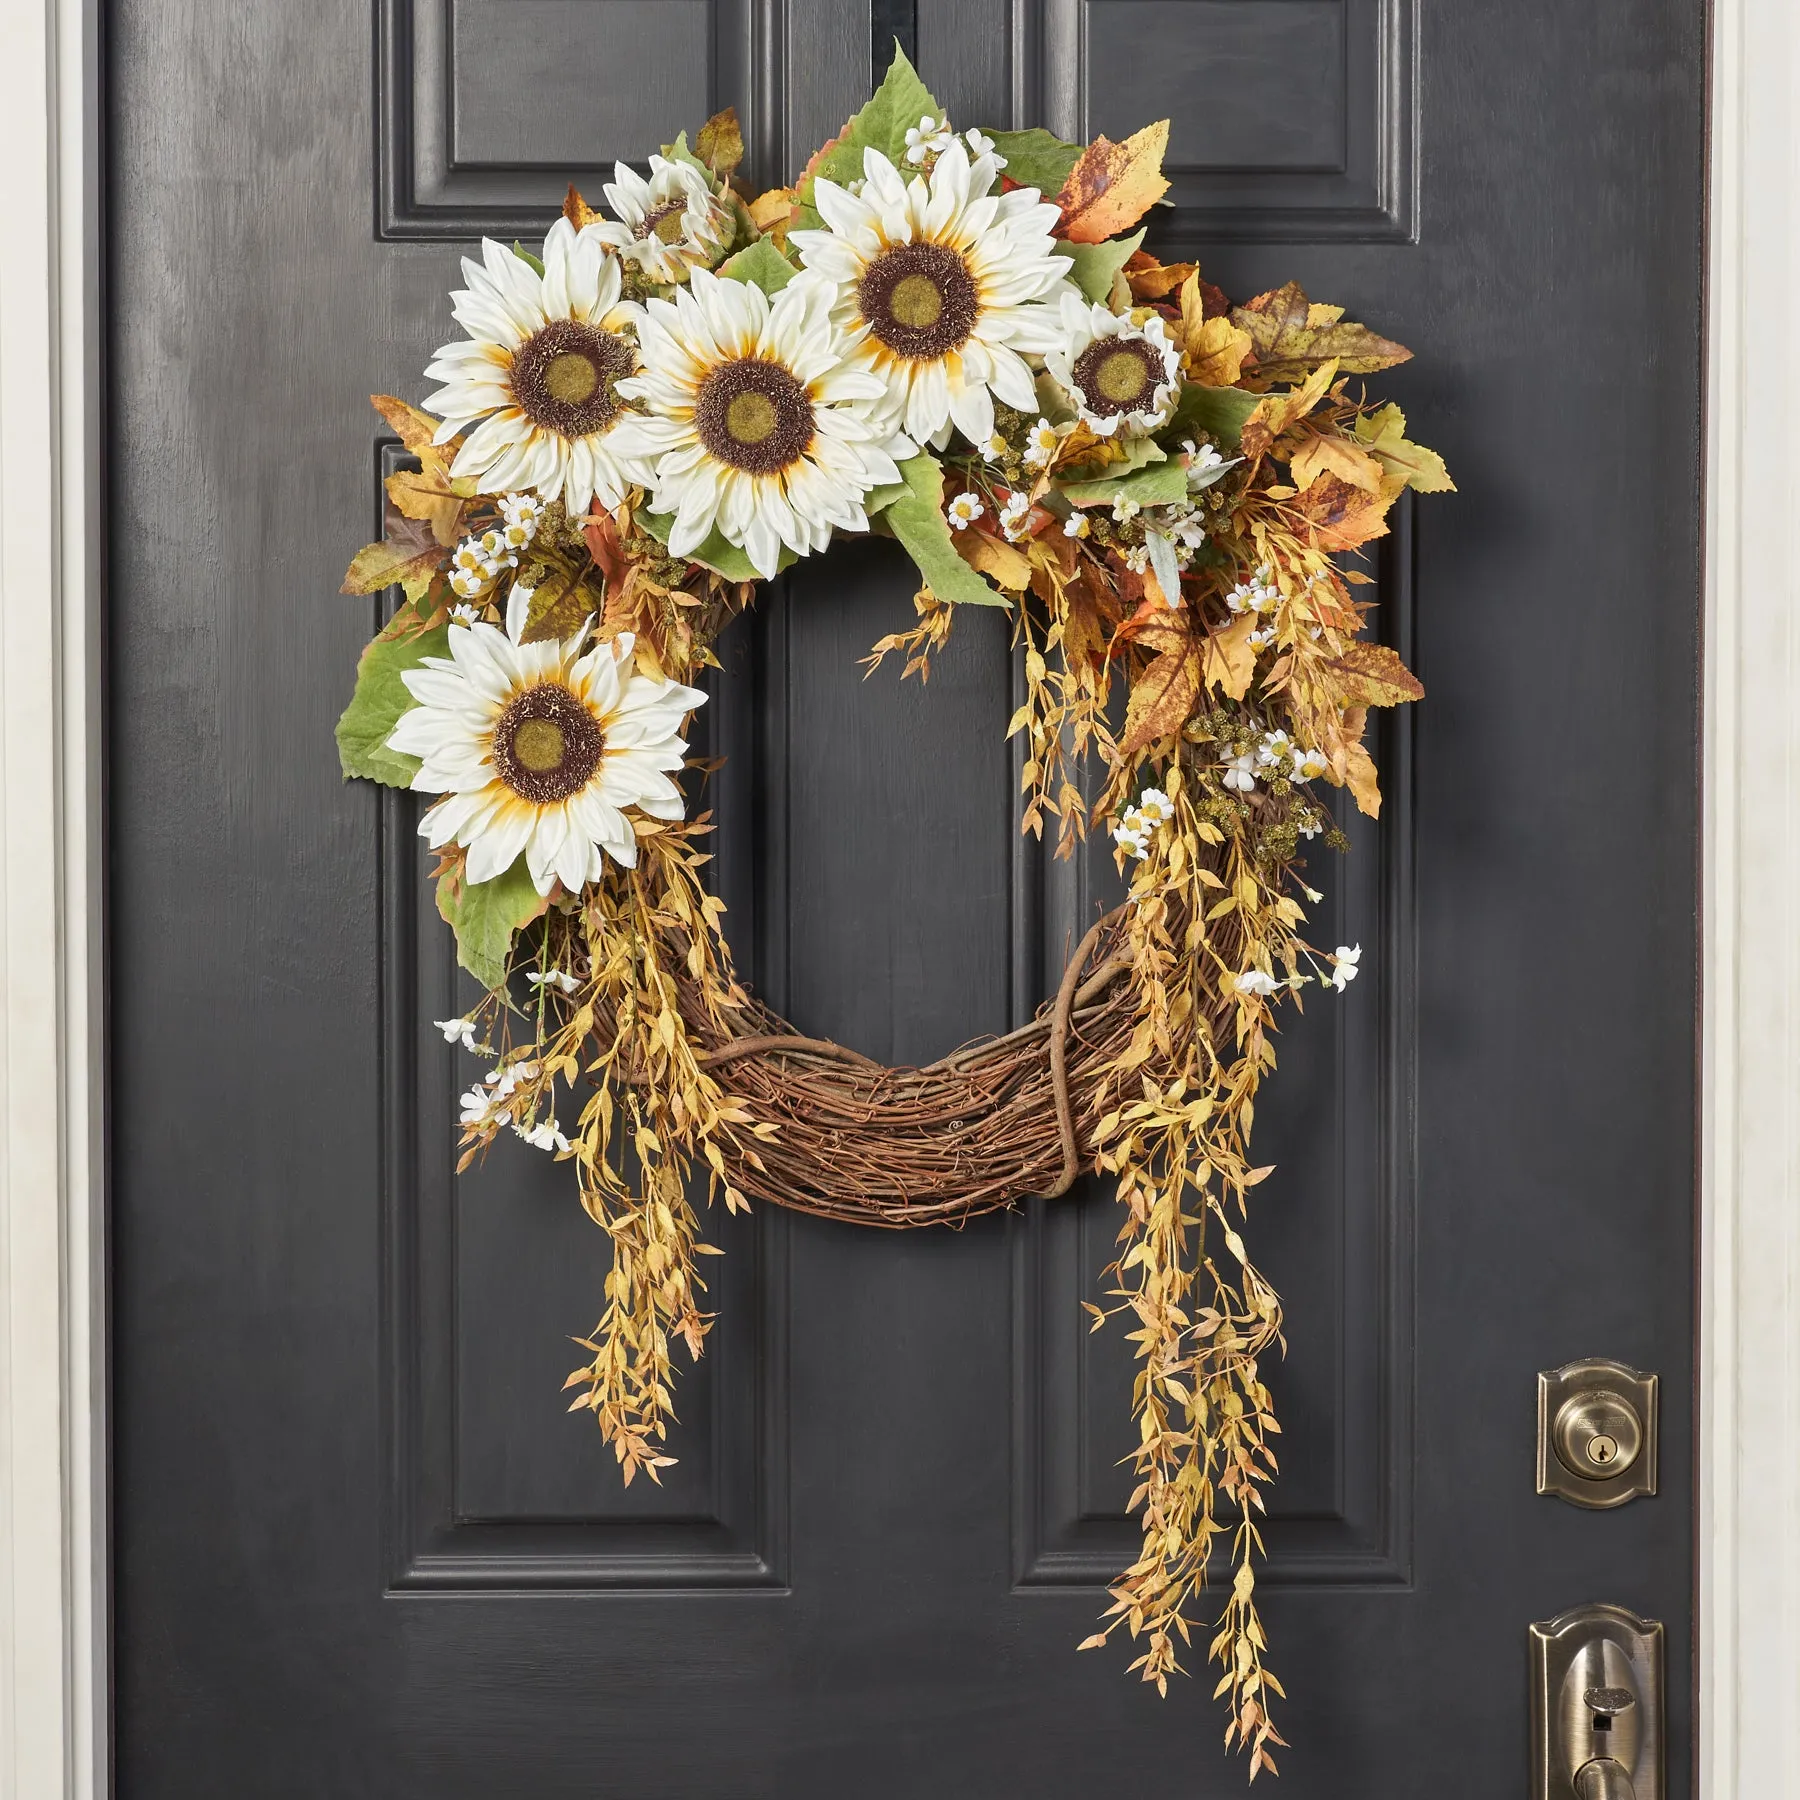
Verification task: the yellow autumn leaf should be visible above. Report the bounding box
[955,528,1033,592]
[563,183,601,230]
[1352,402,1457,493]
[748,187,797,245]
[1288,433,1383,495]
[1184,311,1254,388]
[1200,611,1257,699]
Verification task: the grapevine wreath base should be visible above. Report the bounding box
[334,52,1446,1774]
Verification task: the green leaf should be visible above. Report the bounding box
[1059,457,1190,509]
[881,454,1007,606]
[334,617,450,787]
[806,45,942,197]
[511,241,545,277]
[1160,382,1262,451]
[660,130,715,182]
[436,853,549,991]
[986,128,1084,196]
[1061,436,1166,486]
[638,509,795,580]
[1053,228,1145,303]
[717,237,797,294]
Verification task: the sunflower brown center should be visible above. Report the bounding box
[492,682,604,804]
[858,242,979,361]
[1072,337,1161,416]
[510,318,633,440]
[694,358,815,474]
[636,200,690,246]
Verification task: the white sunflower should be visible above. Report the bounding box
[424,218,641,516]
[585,155,735,285]
[1043,294,1182,438]
[608,268,906,580]
[387,586,705,895]
[788,140,1076,448]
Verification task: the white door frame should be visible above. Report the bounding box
[1,1,1792,1793]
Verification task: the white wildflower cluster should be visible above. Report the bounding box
[459,1059,539,1131]
[1226,561,1280,618]
[1234,944,1361,1000]
[903,116,1004,170]
[904,114,955,165]
[527,968,581,995]
[448,492,545,602]
[1220,730,1331,795]
[455,1056,569,1151]
[1110,785,1174,861]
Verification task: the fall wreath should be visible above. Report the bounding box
[334,51,1448,1773]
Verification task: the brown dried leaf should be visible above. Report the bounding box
[341,514,442,594]
[1053,120,1171,244]
[520,569,597,645]
[695,107,745,178]
[1231,282,1411,386]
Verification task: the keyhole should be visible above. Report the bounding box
[1588,1434,1619,1467]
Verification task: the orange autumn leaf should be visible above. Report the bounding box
[1053,121,1171,244]
[1126,250,1197,301]
[1121,642,1200,752]
[563,183,601,230]
[1287,472,1396,552]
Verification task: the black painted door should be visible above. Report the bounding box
[109,3,1703,1794]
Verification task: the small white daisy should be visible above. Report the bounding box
[1291,747,1329,782]
[998,491,1033,541]
[1063,512,1090,539]
[1220,750,1258,793]
[1023,418,1062,469]
[947,492,985,530]
[1136,786,1173,824]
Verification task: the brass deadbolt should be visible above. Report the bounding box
[1537,1359,1659,1509]
[1552,1390,1643,1481]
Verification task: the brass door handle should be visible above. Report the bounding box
[1530,1604,1663,1800]
[1575,1758,1637,1800]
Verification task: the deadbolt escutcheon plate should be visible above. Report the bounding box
[1537,1358,1658,1509]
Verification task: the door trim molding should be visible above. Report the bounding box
[0,0,105,1794]
[0,1,1791,1794]
[1701,1,1800,1792]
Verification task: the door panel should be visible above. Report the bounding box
[110,1,1702,1793]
